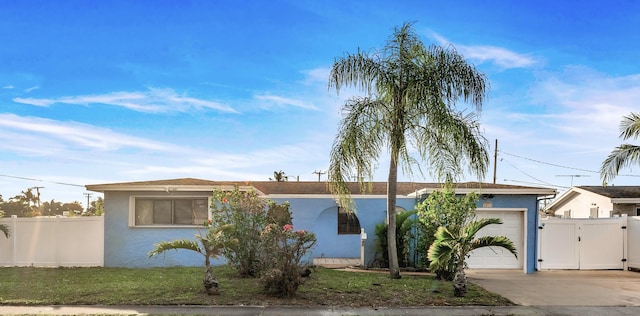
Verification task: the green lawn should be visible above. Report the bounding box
[0,266,513,307]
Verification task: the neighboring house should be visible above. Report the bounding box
[86,178,555,273]
[546,186,640,219]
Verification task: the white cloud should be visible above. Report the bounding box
[0,113,180,153]
[24,86,39,93]
[480,67,640,188]
[430,33,538,69]
[302,67,330,85]
[12,88,238,113]
[3,85,14,89]
[254,94,318,110]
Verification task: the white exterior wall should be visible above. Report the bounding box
[551,188,614,218]
[0,216,104,267]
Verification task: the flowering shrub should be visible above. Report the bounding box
[259,223,317,297]
[211,187,268,277]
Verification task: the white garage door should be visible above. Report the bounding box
[466,209,524,269]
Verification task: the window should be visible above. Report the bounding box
[338,207,361,234]
[636,207,640,216]
[134,198,208,226]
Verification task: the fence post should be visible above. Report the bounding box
[623,215,628,271]
[10,215,17,267]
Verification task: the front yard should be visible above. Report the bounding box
[0,266,512,307]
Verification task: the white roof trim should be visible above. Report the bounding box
[408,187,556,197]
[86,184,260,194]
[265,194,414,199]
[611,198,640,204]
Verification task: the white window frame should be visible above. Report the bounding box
[128,195,212,228]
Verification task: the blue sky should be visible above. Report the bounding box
[1,0,640,204]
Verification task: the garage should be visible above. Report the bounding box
[466,208,525,269]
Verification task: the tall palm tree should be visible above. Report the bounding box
[601,112,640,185]
[328,22,489,279]
[148,224,237,295]
[428,218,517,297]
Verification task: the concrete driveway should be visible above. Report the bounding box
[467,269,640,306]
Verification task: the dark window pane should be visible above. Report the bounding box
[193,199,208,223]
[135,199,153,225]
[174,200,193,225]
[153,200,173,224]
[338,207,361,234]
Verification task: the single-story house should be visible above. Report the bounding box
[546,186,640,218]
[86,178,556,273]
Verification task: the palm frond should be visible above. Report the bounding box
[470,236,518,258]
[463,218,502,238]
[329,51,381,96]
[328,97,386,210]
[620,112,640,140]
[427,238,454,270]
[0,224,9,238]
[148,239,202,258]
[600,144,640,184]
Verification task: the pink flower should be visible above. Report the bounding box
[283,224,293,231]
[295,229,306,236]
[222,198,228,203]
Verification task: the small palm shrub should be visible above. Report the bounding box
[148,224,238,295]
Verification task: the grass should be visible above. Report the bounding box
[0,266,513,307]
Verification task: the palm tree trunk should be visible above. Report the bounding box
[387,156,401,279]
[203,256,219,295]
[453,257,467,297]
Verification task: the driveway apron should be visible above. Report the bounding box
[467,269,640,306]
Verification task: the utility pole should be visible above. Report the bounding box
[31,186,44,209]
[312,170,326,182]
[83,192,92,213]
[493,139,498,184]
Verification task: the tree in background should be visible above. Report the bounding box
[601,112,640,184]
[328,22,489,279]
[269,170,288,182]
[85,197,104,216]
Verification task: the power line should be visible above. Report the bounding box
[500,158,561,188]
[498,150,640,177]
[0,174,85,188]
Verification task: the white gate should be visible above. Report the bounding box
[538,217,626,270]
[629,217,640,270]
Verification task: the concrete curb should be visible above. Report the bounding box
[3,305,640,316]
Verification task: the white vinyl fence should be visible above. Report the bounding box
[538,215,640,271]
[628,216,640,270]
[0,216,104,267]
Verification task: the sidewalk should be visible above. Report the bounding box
[3,305,640,316]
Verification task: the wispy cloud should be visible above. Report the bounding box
[254,94,319,110]
[430,33,538,69]
[483,66,640,161]
[0,113,180,153]
[12,88,238,113]
[3,85,14,89]
[24,86,39,93]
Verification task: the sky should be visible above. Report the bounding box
[1,0,640,205]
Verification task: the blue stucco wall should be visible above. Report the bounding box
[104,190,540,272]
[104,191,224,268]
